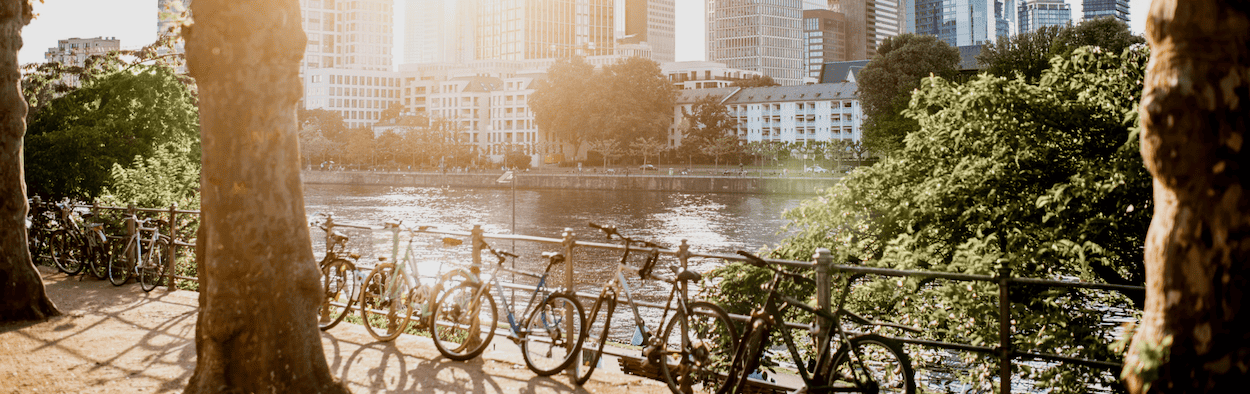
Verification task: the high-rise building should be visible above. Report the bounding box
[1018,0,1071,33]
[1082,0,1129,24]
[804,9,848,79]
[707,0,805,86]
[405,0,449,64]
[825,0,906,60]
[909,0,1017,48]
[475,0,615,61]
[300,0,401,129]
[623,0,676,63]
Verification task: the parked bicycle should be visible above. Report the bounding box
[718,251,918,394]
[47,201,89,276]
[311,213,366,331]
[357,221,473,341]
[578,223,738,394]
[26,196,56,267]
[430,240,586,376]
[109,214,172,292]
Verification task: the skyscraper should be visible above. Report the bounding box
[1082,0,1129,24]
[300,0,401,128]
[826,0,906,60]
[1018,0,1071,33]
[475,0,615,61]
[623,0,676,63]
[909,0,1016,48]
[707,0,805,85]
[406,0,449,64]
[804,9,848,79]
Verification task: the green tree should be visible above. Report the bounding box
[24,64,200,200]
[586,138,623,168]
[1050,17,1144,59]
[726,46,1151,393]
[629,136,667,166]
[978,17,1144,82]
[681,95,738,164]
[530,56,599,159]
[598,57,674,144]
[701,134,740,169]
[731,75,778,87]
[104,140,201,209]
[856,34,960,156]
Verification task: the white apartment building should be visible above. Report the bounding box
[661,61,763,90]
[300,0,401,128]
[44,36,120,67]
[671,83,862,147]
[707,0,806,85]
[303,69,403,129]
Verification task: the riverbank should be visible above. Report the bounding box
[302,169,841,195]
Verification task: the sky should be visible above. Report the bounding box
[19,0,1152,67]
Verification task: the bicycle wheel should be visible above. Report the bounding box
[576,295,617,385]
[87,237,110,280]
[319,259,359,331]
[108,240,132,286]
[828,334,915,394]
[521,292,585,376]
[139,239,168,292]
[431,282,497,361]
[28,226,49,266]
[359,263,416,341]
[660,301,738,394]
[52,231,86,276]
[717,319,769,394]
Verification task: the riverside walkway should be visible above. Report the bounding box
[0,266,670,394]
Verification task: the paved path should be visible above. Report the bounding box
[0,267,670,393]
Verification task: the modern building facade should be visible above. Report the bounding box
[44,36,120,67]
[299,0,402,128]
[622,0,676,63]
[804,9,848,79]
[661,61,764,90]
[1082,0,1129,24]
[1018,0,1071,33]
[475,0,616,61]
[707,0,806,86]
[909,0,1017,47]
[405,0,451,64]
[670,83,863,147]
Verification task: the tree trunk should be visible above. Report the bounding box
[1125,1,1250,392]
[0,0,58,323]
[182,1,348,392]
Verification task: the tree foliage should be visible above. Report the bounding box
[731,75,778,87]
[24,64,200,200]
[530,56,598,158]
[979,17,1144,82]
[722,46,1151,392]
[104,139,201,210]
[856,34,960,156]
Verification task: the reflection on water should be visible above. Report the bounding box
[304,183,809,340]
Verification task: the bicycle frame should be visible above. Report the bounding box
[466,246,565,343]
[374,222,472,325]
[124,217,167,271]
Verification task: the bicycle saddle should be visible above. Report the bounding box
[675,269,702,283]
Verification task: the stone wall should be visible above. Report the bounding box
[301,171,836,195]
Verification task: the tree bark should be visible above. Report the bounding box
[182,1,348,392]
[1126,0,1250,392]
[0,0,58,323]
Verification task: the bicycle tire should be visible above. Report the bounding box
[52,231,86,276]
[431,282,498,361]
[28,225,50,266]
[359,263,415,341]
[87,236,110,280]
[718,319,769,394]
[660,301,739,394]
[108,240,132,286]
[828,334,915,394]
[139,239,168,292]
[521,293,586,376]
[319,259,359,331]
[575,295,617,385]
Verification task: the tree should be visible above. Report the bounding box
[856,34,960,156]
[1,0,60,323]
[586,138,624,168]
[720,46,1152,393]
[1123,1,1250,392]
[378,102,405,124]
[105,139,201,210]
[731,75,778,87]
[701,134,739,168]
[182,1,349,392]
[598,57,674,145]
[23,65,200,200]
[629,136,667,165]
[530,56,598,160]
[978,17,1144,82]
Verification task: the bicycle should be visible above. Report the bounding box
[357,221,473,341]
[109,214,171,291]
[578,223,738,394]
[430,240,586,376]
[718,251,918,394]
[48,201,88,277]
[310,213,366,331]
[55,202,115,280]
[26,196,56,267]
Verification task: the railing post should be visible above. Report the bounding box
[814,248,832,335]
[997,264,1012,394]
[561,227,577,377]
[677,239,693,394]
[165,203,178,291]
[470,224,484,275]
[126,204,137,263]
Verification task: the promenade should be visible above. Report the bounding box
[0,267,670,393]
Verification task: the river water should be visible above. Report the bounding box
[304,183,812,339]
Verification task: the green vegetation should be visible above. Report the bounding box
[979,17,1145,82]
[712,45,1150,392]
[856,34,961,156]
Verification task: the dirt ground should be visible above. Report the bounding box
[0,266,670,393]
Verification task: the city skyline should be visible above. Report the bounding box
[20,0,1151,67]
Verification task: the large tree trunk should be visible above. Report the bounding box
[1125,0,1250,391]
[182,1,348,392]
[0,0,58,323]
